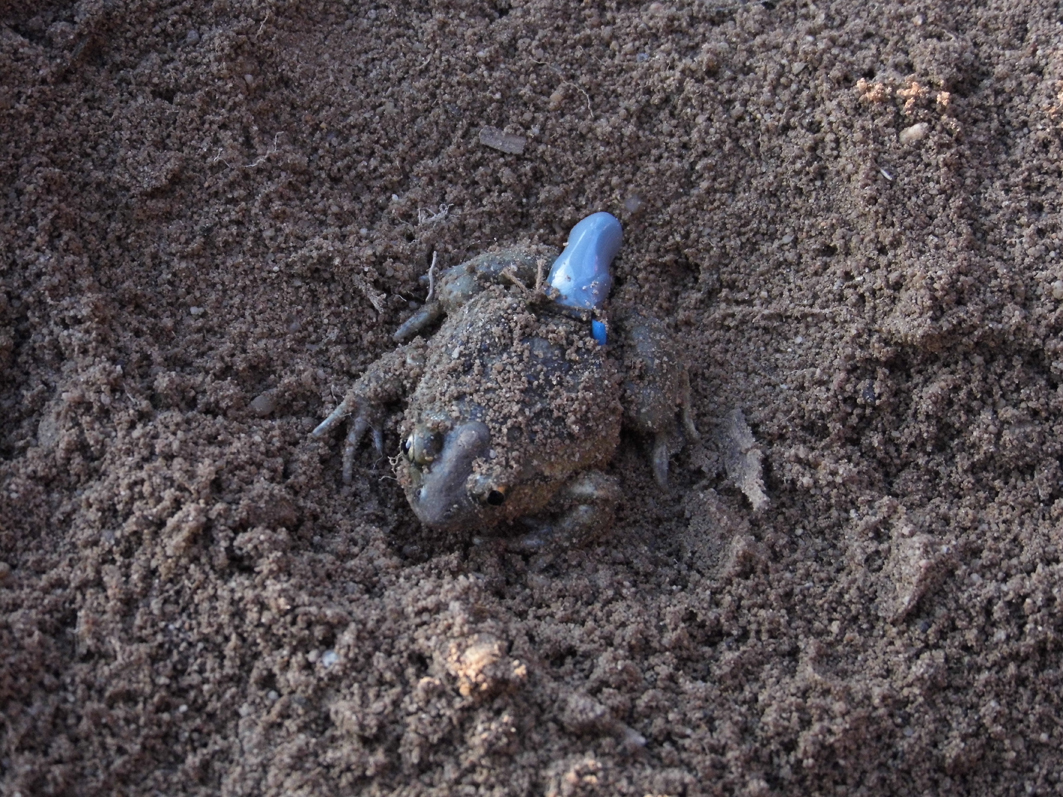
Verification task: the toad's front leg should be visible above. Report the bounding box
[312,339,426,482]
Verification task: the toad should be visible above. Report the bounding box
[312,213,697,548]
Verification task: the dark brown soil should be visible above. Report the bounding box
[3,0,1063,794]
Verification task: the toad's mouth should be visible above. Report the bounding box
[406,421,490,531]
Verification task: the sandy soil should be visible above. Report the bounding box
[3,0,1063,794]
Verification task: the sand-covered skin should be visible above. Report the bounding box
[2,0,1063,793]
[398,284,622,528]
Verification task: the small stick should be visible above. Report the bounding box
[425,251,438,302]
[501,266,529,294]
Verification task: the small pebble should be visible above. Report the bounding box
[250,391,276,416]
[899,122,928,144]
[623,194,644,214]
[1052,280,1063,301]
[479,126,526,155]
[0,561,10,583]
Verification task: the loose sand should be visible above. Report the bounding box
[3,0,1063,793]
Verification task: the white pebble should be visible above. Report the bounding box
[479,126,526,155]
[900,122,928,144]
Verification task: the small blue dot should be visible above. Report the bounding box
[591,320,607,345]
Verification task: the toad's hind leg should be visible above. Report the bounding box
[648,366,699,485]
[394,247,557,342]
[618,311,699,487]
[509,471,622,552]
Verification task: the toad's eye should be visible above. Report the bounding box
[405,427,443,464]
[486,489,506,506]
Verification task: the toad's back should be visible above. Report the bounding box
[399,286,622,527]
